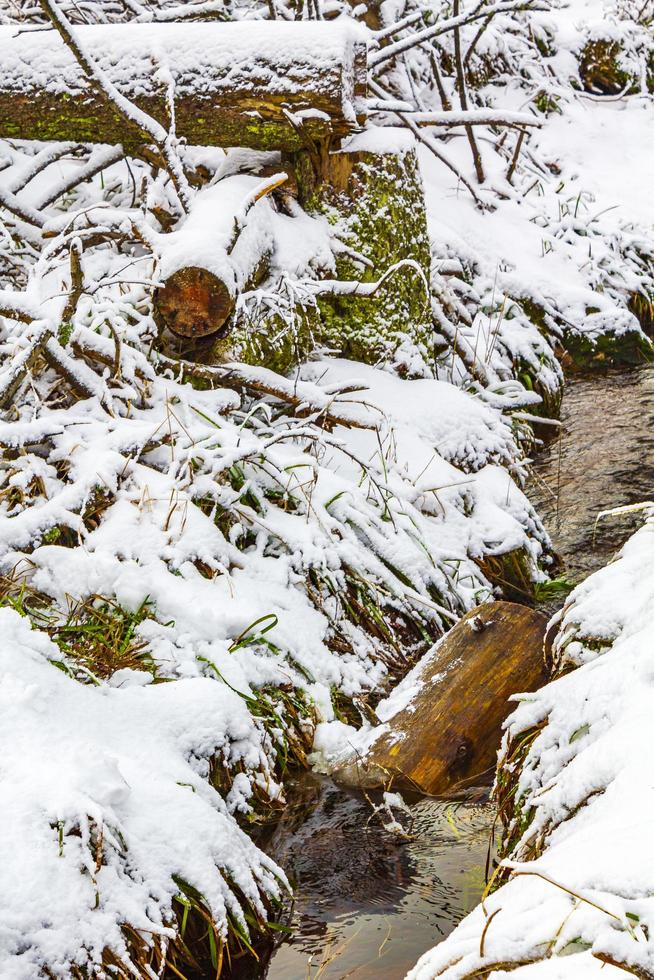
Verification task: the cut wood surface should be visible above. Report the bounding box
[334,601,550,797]
[0,22,368,150]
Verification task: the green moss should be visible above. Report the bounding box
[0,91,334,152]
[215,144,434,374]
[562,324,654,368]
[577,39,635,95]
[312,145,433,367]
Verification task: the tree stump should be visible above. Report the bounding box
[293,129,434,369]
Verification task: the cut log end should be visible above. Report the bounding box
[154,267,234,339]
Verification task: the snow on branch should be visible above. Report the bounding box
[369,0,548,68]
[366,103,541,129]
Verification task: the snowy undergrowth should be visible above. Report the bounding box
[377,0,654,403]
[0,606,285,980]
[0,185,549,975]
[407,516,654,979]
[0,0,652,975]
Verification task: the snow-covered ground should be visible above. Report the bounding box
[0,0,653,975]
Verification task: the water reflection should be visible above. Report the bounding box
[263,773,492,980]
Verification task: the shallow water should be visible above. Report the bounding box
[261,773,492,980]
[528,365,654,584]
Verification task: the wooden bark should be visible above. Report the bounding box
[334,602,550,797]
[155,267,234,339]
[0,22,367,151]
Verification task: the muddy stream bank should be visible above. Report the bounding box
[249,365,654,980]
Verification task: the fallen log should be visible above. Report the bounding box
[0,21,367,151]
[333,601,550,797]
[153,172,281,339]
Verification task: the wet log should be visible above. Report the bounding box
[334,602,550,797]
[0,22,367,152]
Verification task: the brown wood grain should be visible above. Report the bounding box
[336,602,549,797]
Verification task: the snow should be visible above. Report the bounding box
[0,20,368,108]
[0,606,284,979]
[0,0,653,972]
[407,517,654,979]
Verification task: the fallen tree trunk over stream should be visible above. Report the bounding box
[333,602,550,797]
[0,21,367,151]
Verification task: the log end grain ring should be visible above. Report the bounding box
[154,266,235,339]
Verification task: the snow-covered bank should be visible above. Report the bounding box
[407,514,654,978]
[1,0,654,973]
[0,337,546,975]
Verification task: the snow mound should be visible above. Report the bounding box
[0,607,284,979]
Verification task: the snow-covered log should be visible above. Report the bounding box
[154,173,282,339]
[0,21,368,151]
[330,602,549,797]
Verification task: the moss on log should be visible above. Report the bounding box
[0,22,367,151]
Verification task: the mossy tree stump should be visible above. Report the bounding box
[296,132,434,369]
[221,133,434,374]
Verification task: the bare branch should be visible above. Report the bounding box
[59,240,84,331]
[369,0,545,68]
[506,127,527,183]
[0,289,39,324]
[464,13,494,66]
[372,9,426,41]
[453,0,485,183]
[366,103,540,129]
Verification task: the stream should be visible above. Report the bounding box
[254,365,654,980]
[528,364,654,586]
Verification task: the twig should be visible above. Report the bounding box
[453,0,485,184]
[464,13,494,66]
[506,128,526,183]
[8,142,82,194]
[60,240,84,330]
[0,184,46,228]
[157,355,378,431]
[369,0,544,67]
